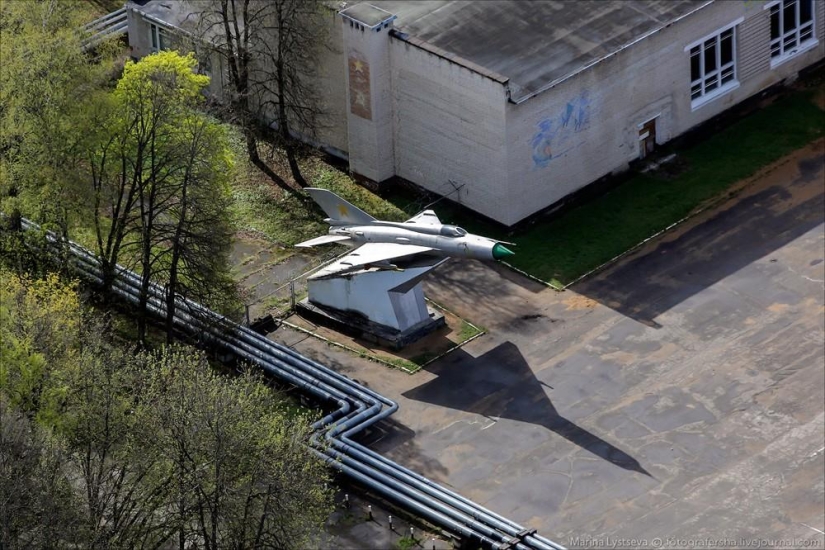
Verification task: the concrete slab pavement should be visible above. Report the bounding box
[280,140,824,549]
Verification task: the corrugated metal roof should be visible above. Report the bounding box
[374,0,710,100]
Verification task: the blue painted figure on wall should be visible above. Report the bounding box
[531,91,591,168]
[531,118,557,168]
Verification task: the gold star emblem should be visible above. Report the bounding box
[352,59,365,73]
[337,204,349,218]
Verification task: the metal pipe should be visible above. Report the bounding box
[65,243,562,550]
[70,254,527,548]
[41,224,553,549]
[20,219,565,550]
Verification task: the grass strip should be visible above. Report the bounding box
[387,89,824,286]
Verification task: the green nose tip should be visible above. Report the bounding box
[492,243,515,260]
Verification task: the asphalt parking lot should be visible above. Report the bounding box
[284,141,824,549]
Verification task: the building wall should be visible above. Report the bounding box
[503,0,825,225]
[125,8,224,98]
[126,8,151,59]
[341,18,396,182]
[315,9,349,156]
[389,39,510,223]
[251,8,349,155]
[127,1,823,226]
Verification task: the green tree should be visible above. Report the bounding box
[0,271,168,548]
[1,6,239,341]
[145,348,334,549]
[1,270,333,548]
[0,272,83,419]
[0,0,115,246]
[110,51,236,345]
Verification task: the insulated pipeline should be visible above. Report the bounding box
[19,219,566,550]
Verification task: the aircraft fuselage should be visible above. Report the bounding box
[327,224,514,261]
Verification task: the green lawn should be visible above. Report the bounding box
[386,88,825,287]
[228,130,407,248]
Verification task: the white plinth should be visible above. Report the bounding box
[307,256,447,332]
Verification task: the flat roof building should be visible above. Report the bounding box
[126,0,825,225]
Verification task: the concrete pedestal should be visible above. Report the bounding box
[296,298,444,350]
[301,254,448,349]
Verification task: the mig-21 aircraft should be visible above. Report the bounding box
[296,188,514,275]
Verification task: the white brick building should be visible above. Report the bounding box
[126,0,824,226]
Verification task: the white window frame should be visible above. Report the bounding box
[765,0,818,68]
[685,18,743,111]
[149,23,170,53]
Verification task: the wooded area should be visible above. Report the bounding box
[0,2,334,547]
[0,271,333,548]
[1,0,238,345]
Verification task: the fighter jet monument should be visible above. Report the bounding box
[295,188,514,348]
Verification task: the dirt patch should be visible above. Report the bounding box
[767,303,791,314]
[562,294,599,311]
[231,232,345,321]
[643,155,691,180]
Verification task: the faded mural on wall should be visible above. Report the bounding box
[531,91,592,168]
[348,52,372,120]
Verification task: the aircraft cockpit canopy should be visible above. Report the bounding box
[439,225,467,238]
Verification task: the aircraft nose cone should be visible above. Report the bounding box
[492,243,515,260]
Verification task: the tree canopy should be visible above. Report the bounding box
[1,5,241,341]
[1,9,332,547]
[0,0,114,237]
[0,269,333,548]
[102,51,237,344]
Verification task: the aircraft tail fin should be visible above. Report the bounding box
[306,188,375,225]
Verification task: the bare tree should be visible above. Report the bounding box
[160,116,234,344]
[61,333,175,549]
[189,0,329,193]
[0,399,79,549]
[88,96,144,292]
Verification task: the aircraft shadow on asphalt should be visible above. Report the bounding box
[402,341,650,476]
[575,157,824,326]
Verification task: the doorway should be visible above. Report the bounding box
[638,118,657,159]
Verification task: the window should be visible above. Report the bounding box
[688,24,739,108]
[769,0,816,65]
[149,23,170,53]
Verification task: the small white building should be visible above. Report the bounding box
[126,0,824,226]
